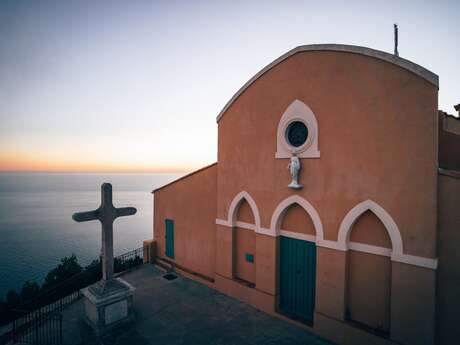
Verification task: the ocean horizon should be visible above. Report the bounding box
[0,172,183,298]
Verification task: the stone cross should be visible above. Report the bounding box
[72,183,137,281]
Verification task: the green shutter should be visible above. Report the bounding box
[165,219,174,258]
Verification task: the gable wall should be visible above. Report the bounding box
[214,50,438,345]
[217,50,438,259]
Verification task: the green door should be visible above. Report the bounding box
[279,236,316,325]
[165,219,174,258]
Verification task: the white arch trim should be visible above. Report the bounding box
[270,195,324,242]
[227,191,261,230]
[337,200,403,255]
[215,196,437,269]
[336,200,437,269]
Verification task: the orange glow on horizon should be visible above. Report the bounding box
[0,152,202,174]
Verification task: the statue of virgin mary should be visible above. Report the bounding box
[288,154,302,189]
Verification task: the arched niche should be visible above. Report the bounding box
[337,200,403,256]
[236,199,255,225]
[280,203,316,237]
[270,195,323,241]
[227,191,261,230]
[341,200,397,335]
[349,210,392,248]
[227,191,258,285]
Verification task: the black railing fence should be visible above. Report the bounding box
[114,246,145,274]
[13,259,102,319]
[1,245,147,344]
[13,306,63,345]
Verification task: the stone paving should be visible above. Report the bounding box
[61,264,335,345]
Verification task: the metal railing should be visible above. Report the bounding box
[13,306,63,344]
[114,246,145,275]
[4,245,147,344]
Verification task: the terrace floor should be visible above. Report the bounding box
[60,264,334,345]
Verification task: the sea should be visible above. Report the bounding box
[0,172,183,299]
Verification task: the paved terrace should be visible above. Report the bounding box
[61,264,334,345]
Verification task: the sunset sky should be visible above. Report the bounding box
[0,0,458,173]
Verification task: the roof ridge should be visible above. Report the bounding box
[216,44,439,123]
[152,162,217,193]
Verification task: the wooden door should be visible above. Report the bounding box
[279,236,316,325]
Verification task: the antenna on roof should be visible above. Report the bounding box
[394,23,399,56]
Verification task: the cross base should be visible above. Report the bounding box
[82,277,136,336]
[88,278,131,298]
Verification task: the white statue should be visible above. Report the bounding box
[288,154,302,189]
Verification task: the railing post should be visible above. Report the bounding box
[13,317,16,343]
[59,313,63,344]
[35,310,39,345]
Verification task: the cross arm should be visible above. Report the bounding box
[72,210,99,222]
[115,207,137,218]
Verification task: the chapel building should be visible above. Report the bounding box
[147,44,460,345]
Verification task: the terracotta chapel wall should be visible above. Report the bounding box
[215,49,438,345]
[153,163,217,279]
[216,50,438,259]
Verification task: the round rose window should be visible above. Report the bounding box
[286,121,308,147]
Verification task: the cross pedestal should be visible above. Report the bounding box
[72,183,137,336]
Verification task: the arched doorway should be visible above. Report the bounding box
[272,197,323,325]
[338,200,402,336]
[346,210,392,334]
[233,199,256,285]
